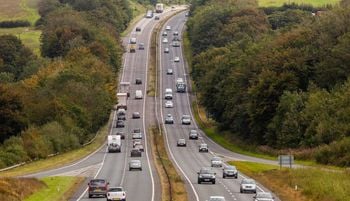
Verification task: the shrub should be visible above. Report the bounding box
[0,20,30,28]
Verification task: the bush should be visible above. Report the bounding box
[315,137,350,166]
[0,20,30,28]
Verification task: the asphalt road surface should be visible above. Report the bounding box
[157,11,281,201]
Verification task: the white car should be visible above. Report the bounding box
[167,68,173,75]
[209,196,225,201]
[253,192,275,201]
[181,115,191,125]
[174,56,180,62]
[211,156,223,167]
[106,187,126,201]
[162,31,167,36]
[165,114,174,124]
[165,25,171,31]
[165,100,173,108]
[240,178,257,193]
[129,160,142,171]
[162,38,168,43]
[164,47,170,53]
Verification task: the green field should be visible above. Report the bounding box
[0,28,41,55]
[25,177,83,201]
[259,0,340,7]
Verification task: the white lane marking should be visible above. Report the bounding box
[157,12,200,201]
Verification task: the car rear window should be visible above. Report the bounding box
[90,179,106,186]
[109,187,122,192]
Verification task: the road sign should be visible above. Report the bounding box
[278,155,294,168]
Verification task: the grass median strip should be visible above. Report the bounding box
[25,176,84,201]
[149,126,187,201]
[230,161,350,201]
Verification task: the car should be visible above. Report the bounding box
[177,138,186,147]
[136,27,141,32]
[162,31,167,36]
[253,192,275,201]
[165,25,171,31]
[189,130,198,139]
[211,156,223,167]
[115,131,125,140]
[117,109,126,120]
[223,165,238,178]
[132,132,142,139]
[106,187,126,201]
[165,100,174,108]
[181,115,191,125]
[135,144,144,152]
[172,36,180,41]
[173,31,179,36]
[162,38,168,43]
[166,68,173,75]
[165,114,174,124]
[164,47,170,53]
[132,112,141,119]
[172,41,180,47]
[240,178,257,193]
[135,78,142,85]
[209,196,226,201]
[133,128,141,133]
[165,92,173,100]
[155,16,160,20]
[129,160,142,171]
[174,56,180,62]
[130,148,142,157]
[88,179,109,198]
[138,43,145,50]
[130,37,136,44]
[197,167,216,184]
[199,143,208,152]
[133,139,142,147]
[116,120,125,128]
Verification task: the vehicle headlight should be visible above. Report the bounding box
[199,175,203,178]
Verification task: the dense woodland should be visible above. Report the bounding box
[188,0,350,166]
[0,0,133,168]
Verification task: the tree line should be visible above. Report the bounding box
[0,0,133,168]
[187,0,350,166]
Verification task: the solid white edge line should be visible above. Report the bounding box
[157,12,200,201]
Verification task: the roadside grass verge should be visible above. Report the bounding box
[258,0,340,7]
[149,126,187,201]
[230,161,350,201]
[25,176,84,201]
[0,119,110,177]
[121,0,147,37]
[0,178,45,201]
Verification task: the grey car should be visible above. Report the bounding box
[130,148,142,157]
[198,167,216,184]
[165,114,174,124]
[223,165,238,178]
[199,143,208,152]
[181,115,191,125]
[240,178,257,193]
[132,112,141,119]
[189,130,198,139]
[177,138,186,147]
[129,160,142,171]
[211,156,223,167]
[253,192,275,201]
[116,120,125,128]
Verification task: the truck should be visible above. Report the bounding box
[119,82,130,97]
[176,78,186,92]
[107,135,121,153]
[155,3,164,13]
[116,93,128,110]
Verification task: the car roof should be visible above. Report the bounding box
[130,159,141,163]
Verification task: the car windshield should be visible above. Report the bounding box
[200,169,214,174]
[131,160,140,164]
[212,157,221,161]
[257,193,273,198]
[226,166,236,170]
[209,198,225,201]
[200,144,207,148]
[108,187,123,192]
[242,179,255,184]
[183,115,190,119]
[90,179,106,186]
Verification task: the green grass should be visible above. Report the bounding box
[25,177,83,201]
[231,161,350,201]
[0,27,41,55]
[258,0,340,7]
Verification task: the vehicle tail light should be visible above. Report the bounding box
[123,193,125,196]
[107,193,110,197]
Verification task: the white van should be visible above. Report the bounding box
[135,90,143,99]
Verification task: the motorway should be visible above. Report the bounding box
[157,12,281,201]
[21,6,281,201]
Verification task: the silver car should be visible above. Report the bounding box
[167,68,173,75]
[181,115,191,125]
[240,178,257,193]
[253,192,275,201]
[211,156,223,167]
[165,100,173,108]
[165,114,174,124]
[223,165,238,178]
[164,48,170,53]
[162,38,168,43]
[129,160,142,171]
[174,56,180,62]
[189,130,198,139]
[177,138,186,147]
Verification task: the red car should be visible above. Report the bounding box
[88,179,109,198]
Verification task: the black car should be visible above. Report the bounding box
[116,120,125,128]
[88,179,109,198]
[197,167,216,184]
[130,148,142,157]
[117,113,126,120]
[223,165,238,179]
[136,27,141,32]
[135,78,142,85]
[115,132,125,140]
[155,16,160,20]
